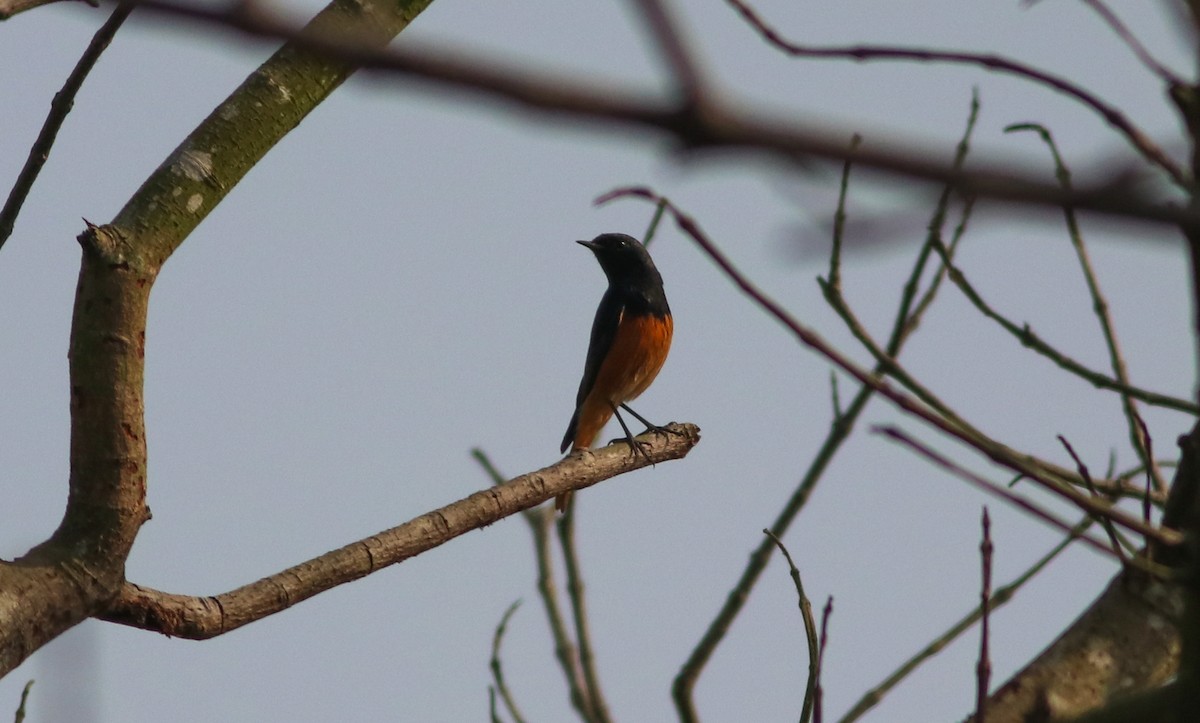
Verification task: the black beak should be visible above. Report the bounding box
[576,239,599,251]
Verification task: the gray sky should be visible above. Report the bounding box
[0,0,1193,721]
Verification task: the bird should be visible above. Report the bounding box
[558,232,673,512]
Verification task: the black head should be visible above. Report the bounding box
[577,233,661,285]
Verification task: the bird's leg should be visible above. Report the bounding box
[609,403,654,465]
[620,403,682,439]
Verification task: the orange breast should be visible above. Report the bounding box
[571,312,673,450]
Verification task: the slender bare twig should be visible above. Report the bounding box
[664,113,975,721]
[1074,0,1184,84]
[827,134,863,291]
[557,506,612,723]
[930,239,1198,416]
[489,600,527,723]
[1007,122,1168,493]
[488,687,503,723]
[667,99,984,715]
[721,0,1186,186]
[821,275,964,425]
[1065,458,1172,503]
[975,508,993,723]
[839,516,1094,722]
[655,103,984,720]
[101,425,699,638]
[13,680,33,723]
[829,372,843,420]
[1058,435,1130,559]
[641,197,668,247]
[0,3,133,252]
[1139,416,1156,527]
[815,598,833,723]
[628,0,704,103]
[72,0,1197,228]
[612,187,1183,549]
[472,450,594,719]
[876,425,1171,556]
[764,530,820,723]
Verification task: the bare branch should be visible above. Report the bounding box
[13,680,33,723]
[1074,0,1184,84]
[628,0,704,103]
[826,134,862,292]
[98,0,1199,228]
[876,425,1174,558]
[472,450,594,719]
[1058,435,1131,559]
[489,600,527,723]
[100,425,700,638]
[975,508,993,723]
[877,426,1115,557]
[1007,122,1169,492]
[930,239,1199,416]
[840,516,1094,721]
[972,570,1181,721]
[763,530,820,723]
[0,3,131,252]
[659,100,979,716]
[815,598,833,723]
[557,506,613,723]
[721,0,1187,186]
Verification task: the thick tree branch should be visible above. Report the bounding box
[967,425,1200,722]
[0,0,441,679]
[99,425,700,638]
[964,570,1181,722]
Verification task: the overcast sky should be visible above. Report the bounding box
[0,1,1193,721]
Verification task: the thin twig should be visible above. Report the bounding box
[815,597,833,723]
[839,517,1093,721]
[1074,0,1184,84]
[930,239,1199,416]
[612,187,1182,548]
[975,508,993,723]
[1007,122,1168,493]
[642,196,668,247]
[896,89,980,344]
[764,530,820,723]
[1057,435,1130,559]
[629,0,704,103]
[876,425,1173,556]
[488,687,502,723]
[471,449,594,720]
[1139,416,1156,528]
[827,134,862,292]
[102,431,698,640]
[0,3,133,252]
[558,506,613,723]
[661,104,975,720]
[13,680,33,723]
[722,0,1186,186]
[490,600,527,723]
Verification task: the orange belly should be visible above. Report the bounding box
[571,312,673,450]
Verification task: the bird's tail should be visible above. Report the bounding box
[560,409,580,454]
